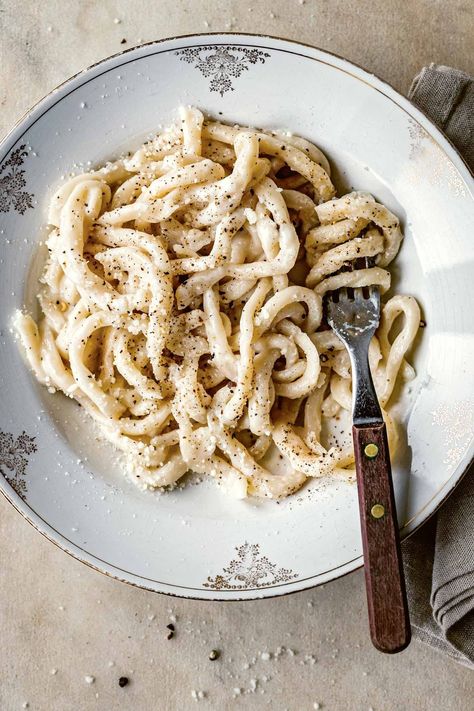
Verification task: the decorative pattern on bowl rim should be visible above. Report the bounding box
[432,401,474,470]
[0,145,34,215]
[407,118,467,197]
[0,430,37,500]
[203,542,298,590]
[175,45,270,96]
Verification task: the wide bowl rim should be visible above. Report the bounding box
[1,32,472,600]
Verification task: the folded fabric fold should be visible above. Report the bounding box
[409,64,474,170]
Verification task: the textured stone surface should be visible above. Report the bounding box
[1,2,473,709]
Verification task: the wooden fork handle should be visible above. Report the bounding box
[352,422,411,653]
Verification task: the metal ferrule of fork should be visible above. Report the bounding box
[347,336,383,426]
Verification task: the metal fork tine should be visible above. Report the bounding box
[369,285,381,308]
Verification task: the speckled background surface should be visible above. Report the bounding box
[1,2,473,710]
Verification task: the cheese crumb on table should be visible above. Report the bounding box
[191,690,206,701]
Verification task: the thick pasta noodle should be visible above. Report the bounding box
[14,107,420,499]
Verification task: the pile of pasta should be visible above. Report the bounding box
[15,107,420,499]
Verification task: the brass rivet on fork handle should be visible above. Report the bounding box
[371,503,385,519]
[364,443,379,458]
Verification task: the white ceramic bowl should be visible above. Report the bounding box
[0,34,473,599]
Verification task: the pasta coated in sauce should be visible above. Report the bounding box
[15,107,420,499]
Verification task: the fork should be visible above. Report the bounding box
[325,277,411,654]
